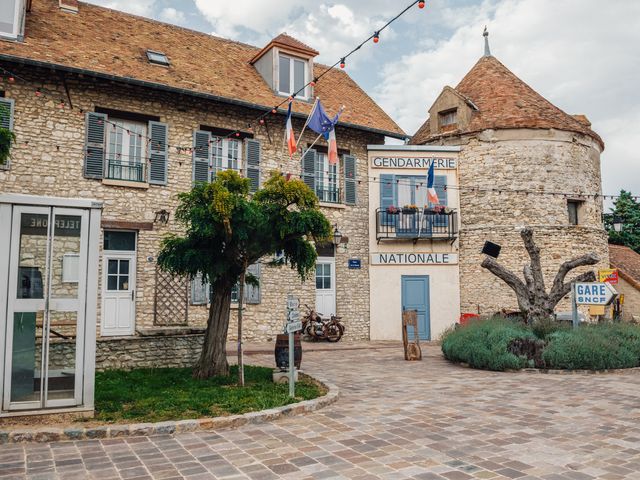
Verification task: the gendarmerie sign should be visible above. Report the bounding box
[372,157,457,169]
[371,253,458,265]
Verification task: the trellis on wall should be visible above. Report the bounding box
[154,266,189,326]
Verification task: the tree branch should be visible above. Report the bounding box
[481,256,531,312]
[546,270,597,310]
[548,253,599,304]
[521,228,547,298]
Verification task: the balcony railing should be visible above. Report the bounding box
[317,187,341,204]
[105,159,146,183]
[376,208,458,242]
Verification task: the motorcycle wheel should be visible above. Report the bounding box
[324,321,343,342]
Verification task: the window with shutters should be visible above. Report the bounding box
[315,152,339,203]
[0,96,15,170]
[278,54,308,99]
[0,0,25,40]
[105,119,147,182]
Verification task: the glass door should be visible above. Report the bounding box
[3,206,88,411]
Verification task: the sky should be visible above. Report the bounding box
[85,0,640,205]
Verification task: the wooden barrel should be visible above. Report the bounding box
[274,334,302,371]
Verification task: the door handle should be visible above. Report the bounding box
[131,290,135,301]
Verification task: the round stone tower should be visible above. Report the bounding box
[410,35,609,316]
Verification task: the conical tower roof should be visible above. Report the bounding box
[411,55,603,149]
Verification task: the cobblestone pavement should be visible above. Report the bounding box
[4,344,640,479]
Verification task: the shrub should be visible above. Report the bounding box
[441,317,537,371]
[542,323,640,370]
[531,317,569,340]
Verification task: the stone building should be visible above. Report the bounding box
[0,0,403,414]
[609,245,640,321]
[410,34,609,316]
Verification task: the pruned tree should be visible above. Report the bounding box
[481,227,599,321]
[157,170,331,380]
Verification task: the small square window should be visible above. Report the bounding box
[567,200,583,225]
[146,50,170,66]
[439,109,457,127]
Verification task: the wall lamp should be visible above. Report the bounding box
[154,209,170,225]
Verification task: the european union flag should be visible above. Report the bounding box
[307,99,341,140]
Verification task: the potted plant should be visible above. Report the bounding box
[385,205,400,215]
[402,204,418,214]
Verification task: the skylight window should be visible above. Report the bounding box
[146,50,170,66]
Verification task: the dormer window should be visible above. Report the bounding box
[439,109,457,128]
[250,33,318,102]
[279,54,307,98]
[146,50,170,66]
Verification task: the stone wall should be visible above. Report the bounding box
[616,276,640,321]
[429,128,610,315]
[0,67,382,342]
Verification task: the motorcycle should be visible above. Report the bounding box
[301,304,345,342]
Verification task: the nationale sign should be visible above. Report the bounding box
[371,253,458,265]
[575,282,617,306]
[598,269,619,285]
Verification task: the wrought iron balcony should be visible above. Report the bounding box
[376,208,458,243]
[105,158,146,183]
[317,187,341,204]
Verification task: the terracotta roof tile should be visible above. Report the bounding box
[609,244,640,288]
[411,56,603,148]
[0,1,403,137]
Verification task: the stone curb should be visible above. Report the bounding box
[0,375,338,444]
[452,360,640,375]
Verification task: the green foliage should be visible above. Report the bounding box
[604,190,640,254]
[441,317,537,371]
[530,317,569,340]
[542,323,640,370]
[157,170,332,286]
[443,319,640,371]
[0,103,15,166]
[94,365,324,422]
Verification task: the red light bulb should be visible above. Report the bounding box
[310,81,316,87]
[8,76,15,83]
[340,58,346,69]
[259,119,265,124]
[418,0,425,8]
[373,32,380,43]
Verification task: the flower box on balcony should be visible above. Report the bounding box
[385,206,400,215]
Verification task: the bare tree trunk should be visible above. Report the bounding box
[237,263,246,387]
[193,279,233,379]
[481,227,600,323]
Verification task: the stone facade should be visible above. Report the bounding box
[616,276,640,321]
[430,128,609,315]
[0,66,382,345]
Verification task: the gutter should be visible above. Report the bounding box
[0,54,407,140]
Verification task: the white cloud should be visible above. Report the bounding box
[373,0,640,197]
[159,7,186,25]
[86,0,157,17]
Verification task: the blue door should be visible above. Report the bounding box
[401,275,430,341]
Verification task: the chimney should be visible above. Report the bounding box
[59,0,79,13]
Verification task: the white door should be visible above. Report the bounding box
[315,258,336,319]
[101,253,136,336]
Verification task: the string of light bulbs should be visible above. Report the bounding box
[0,0,426,157]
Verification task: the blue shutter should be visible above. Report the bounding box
[244,263,261,304]
[245,138,261,193]
[148,121,168,185]
[380,174,396,226]
[0,98,15,169]
[84,112,106,179]
[192,130,210,184]
[302,148,317,193]
[343,154,357,205]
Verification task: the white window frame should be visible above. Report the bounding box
[0,0,25,40]
[278,53,308,99]
[315,152,340,203]
[105,119,147,182]
[212,136,243,174]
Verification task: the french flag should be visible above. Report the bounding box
[285,102,297,158]
[327,128,338,165]
[427,161,440,204]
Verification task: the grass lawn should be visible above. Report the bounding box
[94,365,325,423]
